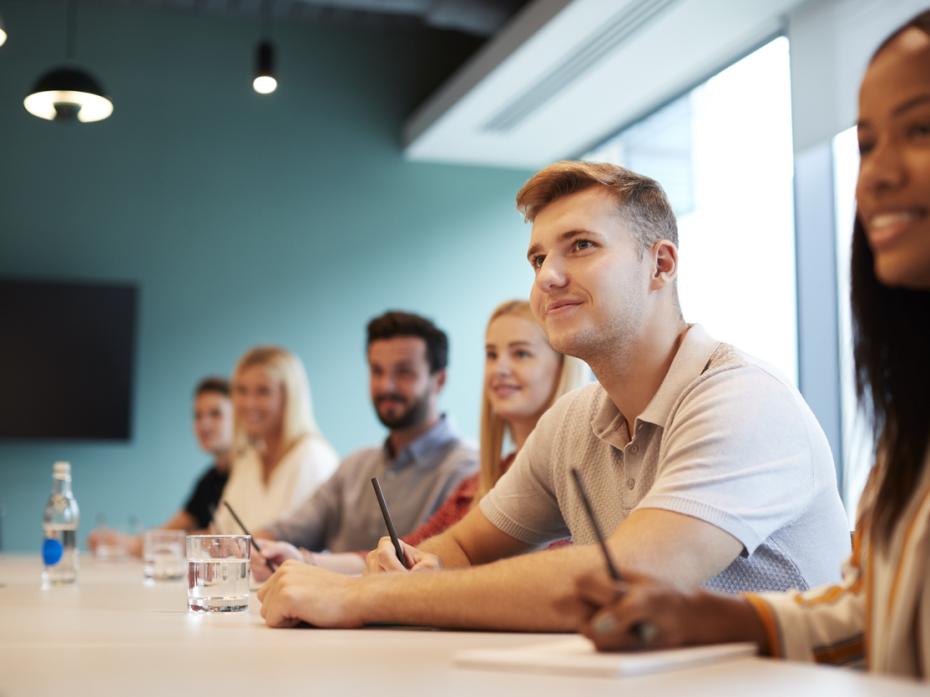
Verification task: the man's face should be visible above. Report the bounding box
[526,187,654,361]
[368,337,441,431]
[193,391,233,456]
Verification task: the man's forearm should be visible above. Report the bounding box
[352,543,603,631]
[418,529,474,568]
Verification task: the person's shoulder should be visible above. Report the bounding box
[426,417,477,459]
[196,463,226,485]
[436,436,479,472]
[673,342,826,446]
[337,443,384,469]
[296,433,339,461]
[686,342,800,403]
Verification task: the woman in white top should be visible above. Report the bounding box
[571,11,930,680]
[214,346,338,534]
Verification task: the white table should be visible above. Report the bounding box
[0,555,925,696]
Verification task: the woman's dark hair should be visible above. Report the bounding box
[870,10,930,61]
[852,11,930,539]
[851,222,930,539]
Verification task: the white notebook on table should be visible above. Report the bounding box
[454,636,757,678]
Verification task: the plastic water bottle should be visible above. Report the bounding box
[42,461,80,585]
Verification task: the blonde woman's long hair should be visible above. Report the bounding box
[232,346,320,456]
[477,301,589,497]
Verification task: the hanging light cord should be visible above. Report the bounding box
[262,0,272,40]
[65,0,76,60]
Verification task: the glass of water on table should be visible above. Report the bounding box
[143,529,186,581]
[186,535,250,612]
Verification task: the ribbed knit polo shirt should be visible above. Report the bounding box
[480,325,851,593]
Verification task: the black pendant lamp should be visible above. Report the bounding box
[252,0,277,95]
[253,40,277,94]
[24,0,113,123]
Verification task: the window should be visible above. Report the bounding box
[833,125,871,524]
[584,37,797,383]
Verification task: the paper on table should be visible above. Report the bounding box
[454,636,757,678]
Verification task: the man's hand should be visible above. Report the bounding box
[365,536,441,574]
[257,560,363,628]
[250,540,304,582]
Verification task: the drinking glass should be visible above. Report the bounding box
[186,535,250,613]
[143,529,187,581]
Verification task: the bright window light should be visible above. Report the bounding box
[832,125,871,524]
[585,37,798,384]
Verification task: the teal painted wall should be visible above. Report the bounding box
[0,0,535,552]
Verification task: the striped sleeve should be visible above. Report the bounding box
[744,528,866,666]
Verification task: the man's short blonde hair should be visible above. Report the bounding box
[515,161,678,252]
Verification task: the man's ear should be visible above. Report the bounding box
[432,368,447,393]
[650,240,679,290]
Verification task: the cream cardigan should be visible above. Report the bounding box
[213,434,338,534]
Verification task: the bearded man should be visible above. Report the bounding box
[253,311,477,558]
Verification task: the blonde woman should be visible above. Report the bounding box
[368,299,588,568]
[214,346,338,534]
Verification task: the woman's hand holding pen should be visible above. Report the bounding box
[572,569,769,653]
[365,536,441,574]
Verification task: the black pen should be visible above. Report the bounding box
[570,467,657,645]
[371,477,410,569]
[222,500,277,573]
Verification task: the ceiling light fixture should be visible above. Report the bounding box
[253,41,277,95]
[253,0,277,95]
[0,13,8,47]
[24,0,113,123]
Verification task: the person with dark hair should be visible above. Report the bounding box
[88,376,234,557]
[182,377,235,529]
[569,11,930,680]
[255,157,849,630]
[250,311,476,575]
[366,310,449,375]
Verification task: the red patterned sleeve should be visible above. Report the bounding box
[402,474,479,547]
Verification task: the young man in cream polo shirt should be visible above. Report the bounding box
[256,161,850,631]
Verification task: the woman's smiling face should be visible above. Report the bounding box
[484,313,561,425]
[857,27,930,289]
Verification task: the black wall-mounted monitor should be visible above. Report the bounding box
[0,278,138,441]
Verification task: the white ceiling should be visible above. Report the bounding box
[403,0,810,169]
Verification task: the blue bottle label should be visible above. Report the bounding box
[42,538,63,566]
